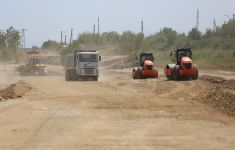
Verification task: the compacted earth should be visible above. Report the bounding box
[0,56,234,150]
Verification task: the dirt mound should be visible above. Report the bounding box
[200,75,225,84]
[0,81,32,101]
[198,75,235,116]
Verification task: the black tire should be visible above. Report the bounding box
[169,69,174,80]
[156,71,158,78]
[72,70,76,81]
[173,68,180,80]
[133,71,137,79]
[167,72,173,80]
[136,69,142,79]
[71,70,78,81]
[76,76,80,81]
[195,70,198,80]
[192,70,198,80]
[94,77,98,81]
[65,70,70,81]
[166,76,171,80]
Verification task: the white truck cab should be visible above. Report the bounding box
[65,50,101,81]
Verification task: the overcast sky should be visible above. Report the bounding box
[0,0,234,47]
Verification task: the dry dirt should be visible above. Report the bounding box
[197,75,235,116]
[0,80,31,100]
[0,56,235,150]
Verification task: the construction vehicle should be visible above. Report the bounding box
[65,50,101,81]
[18,57,48,76]
[164,48,198,80]
[132,52,158,79]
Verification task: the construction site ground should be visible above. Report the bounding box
[0,55,235,150]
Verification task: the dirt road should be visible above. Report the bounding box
[0,58,235,150]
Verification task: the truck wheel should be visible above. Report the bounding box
[71,70,76,81]
[65,70,70,81]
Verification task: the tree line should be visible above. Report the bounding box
[1,19,234,61]
[0,26,21,60]
[55,19,235,57]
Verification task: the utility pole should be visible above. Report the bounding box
[21,29,26,50]
[93,24,96,37]
[61,31,63,45]
[98,16,100,36]
[213,19,217,32]
[70,28,73,44]
[139,21,144,51]
[97,16,100,50]
[141,20,144,35]
[64,35,67,45]
[196,9,199,30]
[233,14,235,36]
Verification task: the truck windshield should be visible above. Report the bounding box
[79,54,98,62]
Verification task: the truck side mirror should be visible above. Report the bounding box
[99,56,101,61]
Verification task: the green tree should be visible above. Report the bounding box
[41,40,61,49]
[216,20,234,37]
[5,26,20,49]
[119,31,137,53]
[78,32,97,44]
[203,29,213,39]
[0,30,6,49]
[101,31,119,44]
[188,28,202,40]
[60,39,80,65]
[161,27,177,46]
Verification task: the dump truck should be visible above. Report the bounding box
[164,48,198,80]
[132,52,158,79]
[65,50,101,81]
[18,57,48,76]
